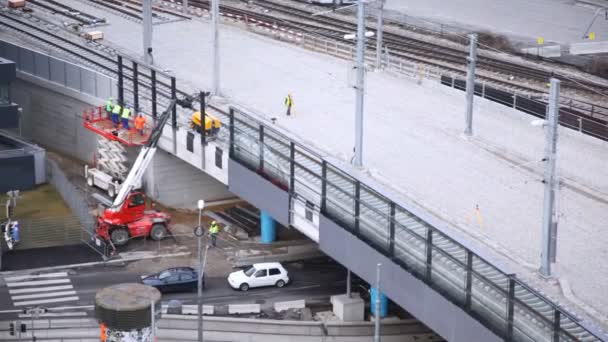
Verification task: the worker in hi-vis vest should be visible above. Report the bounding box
[209,221,220,247]
[121,107,131,130]
[284,93,293,116]
[111,103,122,125]
[106,97,114,118]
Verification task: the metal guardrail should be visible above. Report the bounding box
[226,107,605,342]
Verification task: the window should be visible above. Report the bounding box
[269,268,281,276]
[244,266,256,277]
[128,193,145,207]
[158,270,172,280]
[254,269,267,278]
[215,147,223,169]
[305,201,314,221]
[166,275,179,282]
[180,273,194,281]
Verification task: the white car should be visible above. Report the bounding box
[228,262,290,291]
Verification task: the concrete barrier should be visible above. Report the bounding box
[228,303,261,314]
[274,299,306,312]
[0,316,441,341]
[162,304,214,315]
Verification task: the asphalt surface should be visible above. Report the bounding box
[1,244,102,271]
[0,259,356,320]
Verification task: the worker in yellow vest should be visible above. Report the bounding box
[121,107,131,129]
[209,221,220,247]
[284,93,293,116]
[105,97,114,118]
[111,103,122,126]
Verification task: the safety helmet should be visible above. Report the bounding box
[211,221,217,224]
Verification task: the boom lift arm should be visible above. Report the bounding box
[109,99,177,211]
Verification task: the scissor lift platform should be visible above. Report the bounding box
[83,107,149,147]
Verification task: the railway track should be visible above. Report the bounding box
[177,0,608,120]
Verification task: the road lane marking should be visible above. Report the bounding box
[4,272,68,282]
[9,285,74,294]
[14,296,80,306]
[12,290,77,301]
[7,279,70,287]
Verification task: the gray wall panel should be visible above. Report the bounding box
[96,74,112,100]
[49,58,66,85]
[11,79,97,162]
[20,49,34,74]
[65,63,81,91]
[80,68,96,96]
[33,52,50,80]
[147,150,233,209]
[228,159,289,226]
[318,215,502,342]
[4,44,18,67]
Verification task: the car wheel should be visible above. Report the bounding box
[239,283,249,292]
[150,224,167,241]
[276,280,285,288]
[107,185,116,198]
[87,176,94,187]
[110,228,129,246]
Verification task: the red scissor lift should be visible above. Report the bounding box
[83,106,150,146]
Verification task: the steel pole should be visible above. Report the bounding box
[197,209,203,342]
[346,269,351,297]
[183,0,188,14]
[353,0,366,168]
[374,263,382,342]
[151,299,155,341]
[375,0,385,70]
[464,33,478,136]
[211,0,220,95]
[143,0,153,65]
[540,78,560,278]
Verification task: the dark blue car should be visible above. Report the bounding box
[141,267,204,293]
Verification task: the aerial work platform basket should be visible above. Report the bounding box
[83,107,150,146]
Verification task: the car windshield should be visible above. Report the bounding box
[244,266,256,277]
[158,270,172,279]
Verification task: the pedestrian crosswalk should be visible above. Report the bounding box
[4,272,80,307]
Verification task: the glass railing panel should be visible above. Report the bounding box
[512,299,553,342]
[392,222,427,276]
[429,233,467,305]
[558,315,596,342]
[470,272,508,335]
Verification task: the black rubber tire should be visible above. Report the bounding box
[86,176,94,187]
[276,280,285,288]
[107,185,116,198]
[150,224,167,241]
[110,229,129,246]
[239,283,249,292]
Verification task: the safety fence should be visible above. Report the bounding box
[46,158,110,259]
[441,76,608,141]
[227,106,604,342]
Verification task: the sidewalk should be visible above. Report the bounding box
[31,0,608,330]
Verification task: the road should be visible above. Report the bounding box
[0,259,357,320]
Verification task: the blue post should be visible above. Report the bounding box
[370,287,388,317]
[260,210,276,243]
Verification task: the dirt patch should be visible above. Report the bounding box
[0,183,73,220]
[476,31,516,53]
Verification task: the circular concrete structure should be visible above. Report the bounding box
[95,283,161,341]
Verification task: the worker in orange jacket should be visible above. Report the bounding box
[134,114,146,136]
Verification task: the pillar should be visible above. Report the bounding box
[370,287,388,317]
[260,210,276,243]
[95,283,161,341]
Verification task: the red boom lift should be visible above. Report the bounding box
[93,100,177,247]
